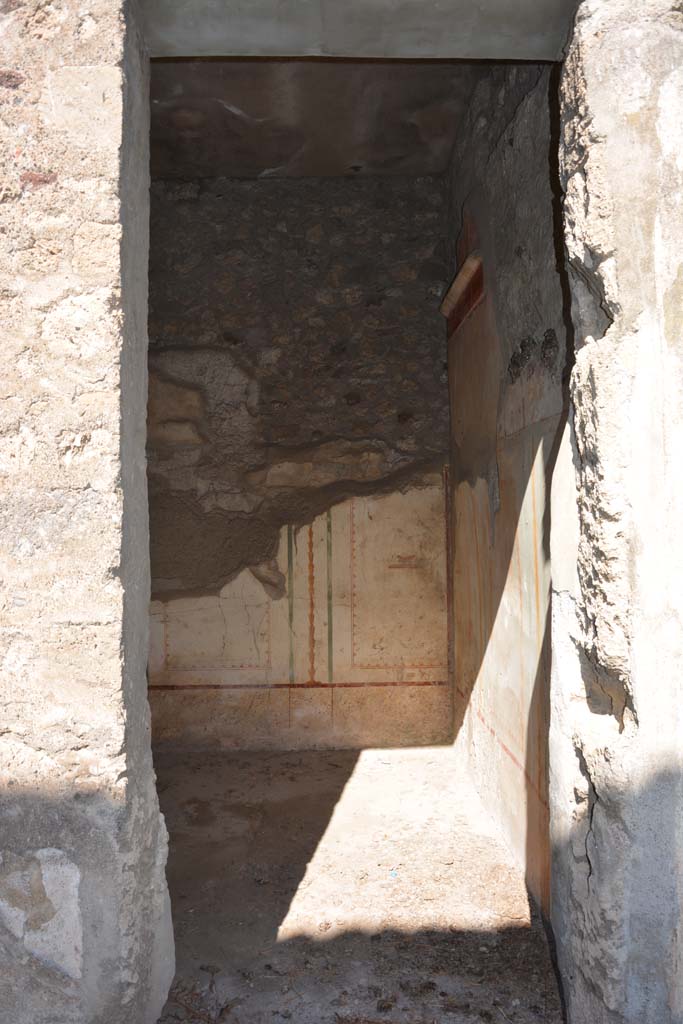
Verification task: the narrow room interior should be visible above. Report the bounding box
[146,57,567,1024]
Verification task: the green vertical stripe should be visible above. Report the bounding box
[326,510,333,682]
[287,525,295,683]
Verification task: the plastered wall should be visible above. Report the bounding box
[147,174,452,750]
[147,176,449,597]
[150,477,451,749]
[446,66,566,914]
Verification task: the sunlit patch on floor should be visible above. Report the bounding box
[156,748,562,1024]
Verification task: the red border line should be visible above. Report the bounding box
[150,679,449,691]
[446,261,484,337]
[307,523,317,683]
[475,709,549,810]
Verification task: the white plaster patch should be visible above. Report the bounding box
[657,68,683,173]
[41,289,117,361]
[29,850,83,980]
[0,849,83,980]
[617,62,651,115]
[40,67,123,152]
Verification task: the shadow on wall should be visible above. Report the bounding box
[450,413,564,921]
[146,175,450,599]
[445,63,574,932]
[550,765,683,1022]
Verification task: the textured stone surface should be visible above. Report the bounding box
[0,1,173,1019]
[551,2,683,1020]
[148,176,449,595]
[445,65,566,915]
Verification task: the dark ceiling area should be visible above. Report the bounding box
[150,59,482,179]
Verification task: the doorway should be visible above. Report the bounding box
[145,57,566,1024]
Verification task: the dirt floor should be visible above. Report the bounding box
[155,747,563,1024]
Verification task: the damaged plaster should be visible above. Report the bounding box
[148,176,449,596]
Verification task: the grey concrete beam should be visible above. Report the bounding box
[140,0,578,60]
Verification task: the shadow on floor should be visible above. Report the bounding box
[154,749,563,1024]
[155,748,361,970]
[162,925,559,1024]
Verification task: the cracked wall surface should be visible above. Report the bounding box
[146,173,453,749]
[147,176,449,597]
[445,64,566,915]
[0,1,173,1019]
[551,1,683,1020]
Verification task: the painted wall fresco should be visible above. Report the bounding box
[445,66,566,917]
[448,279,560,915]
[149,478,451,749]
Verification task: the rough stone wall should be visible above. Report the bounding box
[446,65,566,914]
[0,2,173,1020]
[147,176,448,596]
[551,1,683,1020]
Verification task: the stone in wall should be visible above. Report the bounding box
[147,177,449,595]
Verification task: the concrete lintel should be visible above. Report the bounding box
[140,0,578,60]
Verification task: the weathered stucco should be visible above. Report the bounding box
[445,65,566,915]
[148,176,449,597]
[0,1,173,1019]
[147,173,452,751]
[551,1,683,1020]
